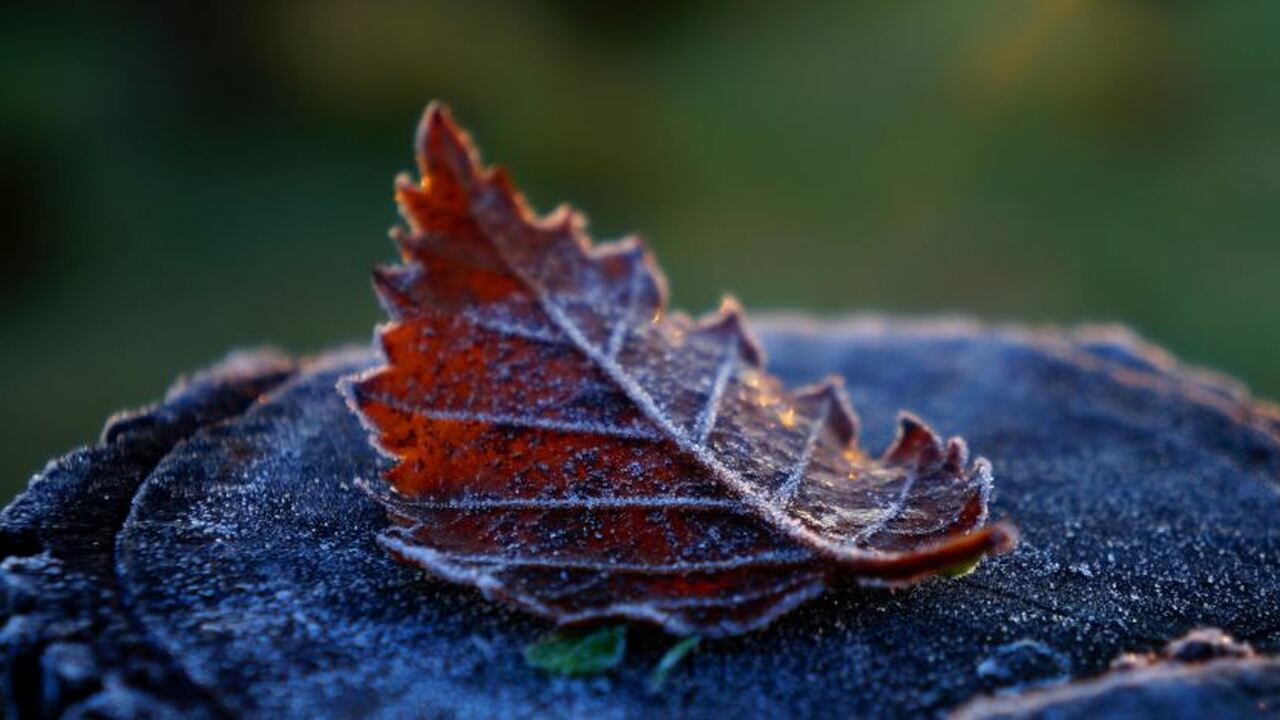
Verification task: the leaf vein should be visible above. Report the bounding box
[364,393,662,440]
[693,339,739,443]
[774,395,832,507]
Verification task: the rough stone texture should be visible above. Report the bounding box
[3,317,1279,718]
[953,628,1280,719]
[0,349,298,717]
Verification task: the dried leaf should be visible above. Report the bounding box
[340,102,1016,636]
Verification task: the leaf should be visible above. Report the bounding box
[940,556,985,579]
[648,635,702,693]
[523,625,628,676]
[340,102,1017,637]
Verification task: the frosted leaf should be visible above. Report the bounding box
[340,103,1015,636]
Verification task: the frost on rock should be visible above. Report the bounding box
[955,628,1280,719]
[5,318,1280,718]
[340,103,1014,636]
[0,349,297,717]
[976,639,1072,693]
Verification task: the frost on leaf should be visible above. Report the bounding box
[340,102,1017,637]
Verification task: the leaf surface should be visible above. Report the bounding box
[523,625,628,676]
[341,103,1015,636]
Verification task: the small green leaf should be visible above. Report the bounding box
[648,635,702,693]
[523,625,627,676]
[940,556,983,579]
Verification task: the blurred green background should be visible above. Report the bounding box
[2,0,1278,502]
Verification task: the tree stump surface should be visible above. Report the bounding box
[3,316,1279,719]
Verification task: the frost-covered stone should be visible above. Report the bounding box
[2,318,1279,719]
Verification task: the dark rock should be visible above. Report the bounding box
[3,318,1279,718]
[39,642,98,716]
[954,629,1280,719]
[0,349,297,717]
[975,639,1072,693]
[1162,627,1258,664]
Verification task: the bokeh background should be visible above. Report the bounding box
[2,0,1278,502]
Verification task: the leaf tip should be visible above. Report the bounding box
[416,100,453,154]
[414,100,476,184]
[794,376,860,445]
[884,413,946,469]
[370,263,417,319]
[943,436,970,473]
[695,296,765,366]
[987,520,1020,554]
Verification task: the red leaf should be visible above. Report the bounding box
[340,103,1017,636]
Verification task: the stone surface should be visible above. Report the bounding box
[3,317,1280,718]
[0,349,298,717]
[953,628,1280,719]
